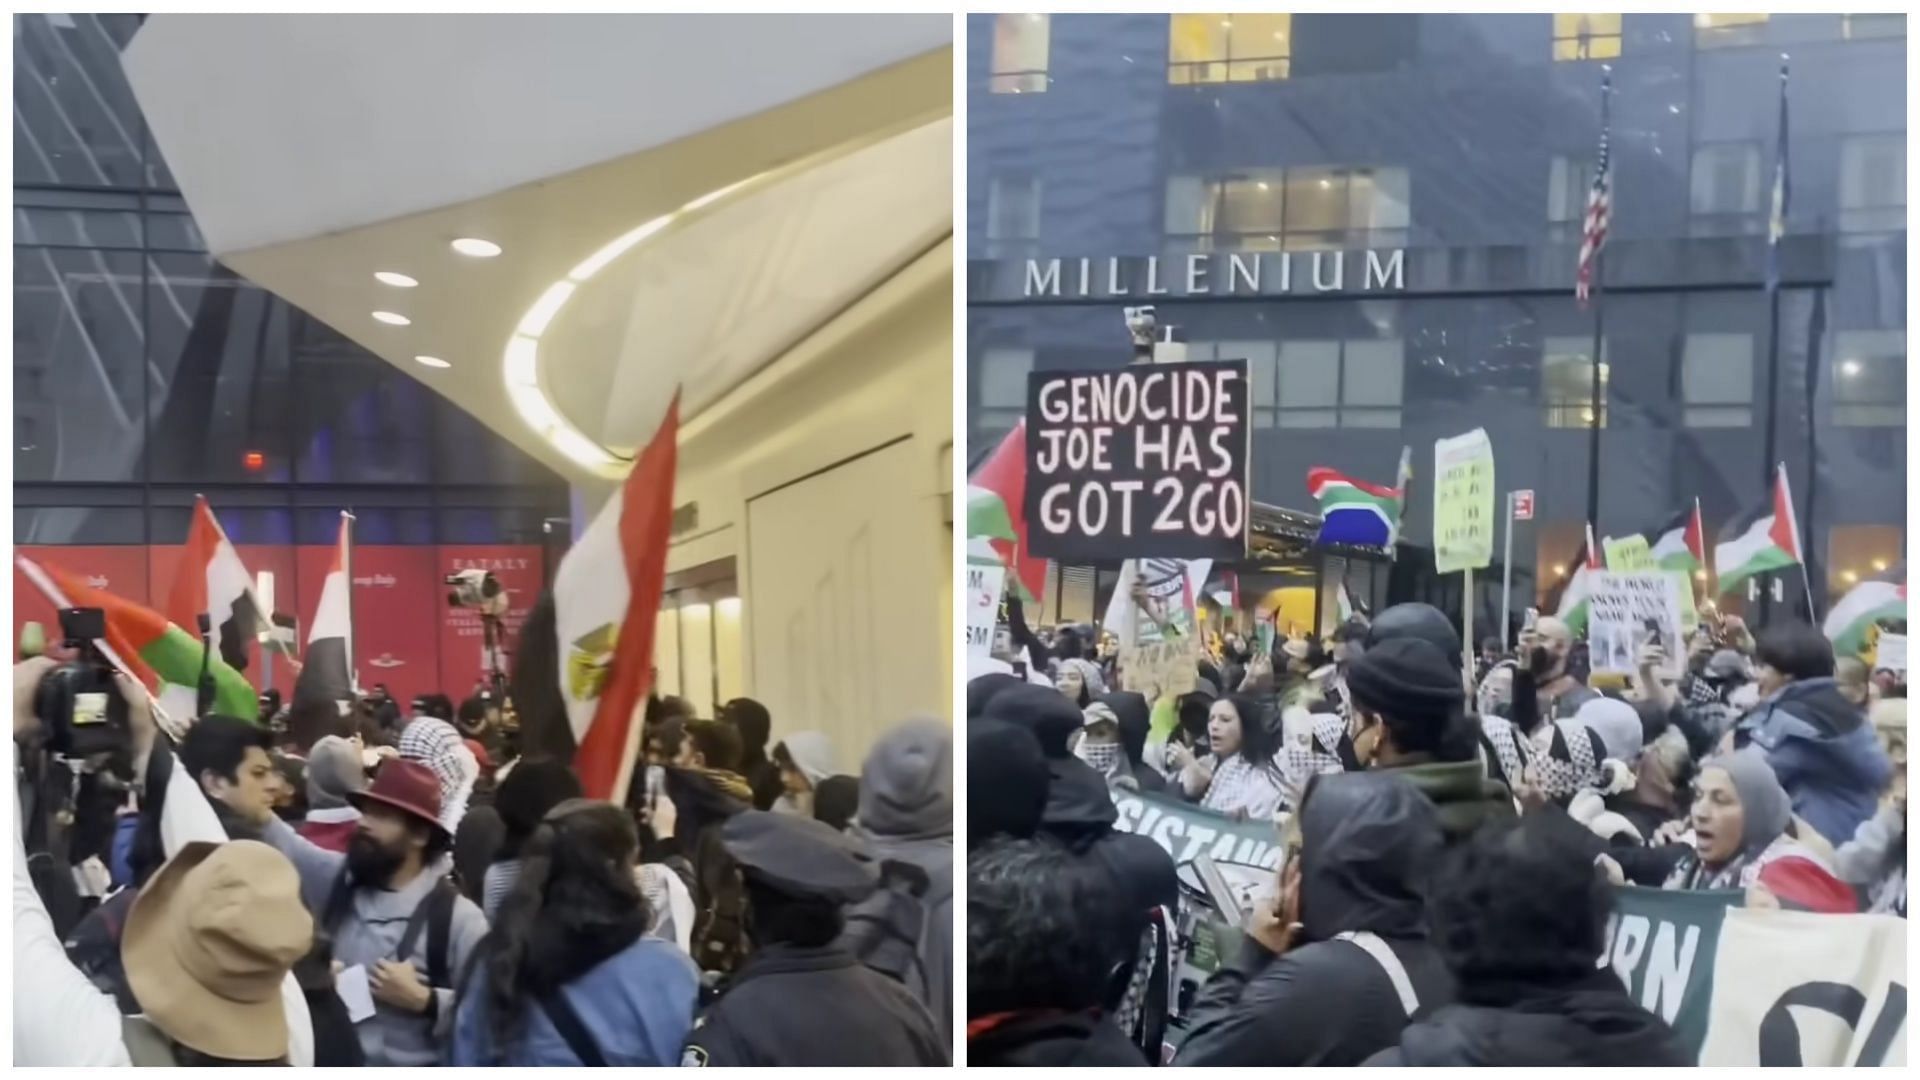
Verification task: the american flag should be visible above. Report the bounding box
[1575,73,1613,308]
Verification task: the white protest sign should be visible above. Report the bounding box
[1433,428,1496,574]
[1103,557,1211,648]
[1589,571,1685,678]
[1876,633,1906,675]
[965,563,1006,662]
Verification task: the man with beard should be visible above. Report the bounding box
[1517,616,1598,727]
[252,758,488,1065]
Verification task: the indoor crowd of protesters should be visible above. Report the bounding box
[968,594,1905,1067]
[15,596,951,1067]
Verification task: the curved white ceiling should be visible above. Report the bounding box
[123,13,950,255]
[541,118,951,457]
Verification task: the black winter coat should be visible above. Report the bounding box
[1177,772,1454,1067]
[1365,971,1691,1066]
[968,1010,1149,1067]
[682,943,947,1067]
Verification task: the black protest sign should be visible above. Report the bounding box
[1023,361,1250,562]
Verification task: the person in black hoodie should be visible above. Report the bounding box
[981,683,1177,1059]
[1098,691,1167,795]
[967,835,1147,1066]
[719,698,783,812]
[1367,813,1691,1066]
[967,718,1049,848]
[1178,771,1454,1066]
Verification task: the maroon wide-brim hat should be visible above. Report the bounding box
[347,758,447,836]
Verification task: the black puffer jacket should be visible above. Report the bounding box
[1042,757,1177,915]
[1177,772,1454,1066]
[1365,971,1690,1066]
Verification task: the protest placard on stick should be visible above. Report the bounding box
[1589,571,1685,678]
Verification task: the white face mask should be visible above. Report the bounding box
[1076,739,1124,778]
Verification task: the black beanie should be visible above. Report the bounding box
[1346,636,1465,716]
[967,673,1025,719]
[1365,603,1464,671]
[983,683,1085,759]
[967,718,1049,845]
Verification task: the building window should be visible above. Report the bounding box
[1827,525,1904,604]
[976,347,1034,435]
[1169,13,1291,85]
[1694,13,1768,48]
[1690,143,1762,235]
[990,14,1050,94]
[1193,338,1402,429]
[1839,134,1905,233]
[1542,337,1608,428]
[1165,166,1408,251]
[1843,13,1905,39]
[985,175,1042,258]
[1681,332,1754,427]
[1832,330,1904,427]
[1553,13,1622,60]
[1547,155,1598,241]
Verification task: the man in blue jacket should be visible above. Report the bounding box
[1735,623,1893,846]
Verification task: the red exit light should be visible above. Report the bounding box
[243,451,266,472]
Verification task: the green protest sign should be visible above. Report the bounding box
[1604,535,1656,571]
[1602,885,1740,1053]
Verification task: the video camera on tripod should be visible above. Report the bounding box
[31,607,132,769]
[446,568,511,703]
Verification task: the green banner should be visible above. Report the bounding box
[1604,535,1657,570]
[1111,789,1284,877]
[1602,885,1742,1054]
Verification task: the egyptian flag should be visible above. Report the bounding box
[1649,499,1707,575]
[18,554,256,721]
[554,396,679,804]
[293,513,356,709]
[1715,466,1803,597]
[165,496,267,675]
[968,422,1048,604]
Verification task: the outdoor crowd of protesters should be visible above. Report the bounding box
[15,596,951,1067]
[969,591,1906,1067]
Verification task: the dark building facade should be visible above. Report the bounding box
[14,14,570,692]
[968,12,1905,627]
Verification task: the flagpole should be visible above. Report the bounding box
[1758,57,1790,625]
[343,510,358,696]
[1583,67,1612,537]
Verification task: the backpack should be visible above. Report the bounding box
[841,859,934,996]
[321,868,461,991]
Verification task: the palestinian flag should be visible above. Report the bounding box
[165,496,267,675]
[1307,448,1409,550]
[18,554,257,720]
[293,513,356,710]
[1552,523,1603,635]
[1825,576,1906,657]
[1715,466,1803,597]
[1650,499,1707,575]
[969,421,1048,603]
[554,394,679,804]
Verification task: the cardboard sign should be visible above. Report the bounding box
[1120,638,1199,700]
[1876,632,1907,675]
[1589,571,1685,677]
[1432,428,1495,574]
[1024,361,1250,562]
[1512,489,1535,521]
[965,564,1006,662]
[1604,535,1657,571]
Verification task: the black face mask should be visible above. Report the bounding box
[346,831,406,885]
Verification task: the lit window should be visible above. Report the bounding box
[1553,13,1622,61]
[1169,13,1291,85]
[1827,525,1905,608]
[976,347,1034,435]
[1681,332,1754,428]
[1832,330,1904,427]
[1843,13,1905,39]
[1690,143,1762,234]
[985,175,1043,258]
[1164,166,1408,251]
[1694,13,1767,48]
[1838,134,1905,233]
[990,14,1050,94]
[1542,337,1607,428]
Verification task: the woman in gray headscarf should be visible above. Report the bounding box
[1660,748,1855,912]
[297,735,366,853]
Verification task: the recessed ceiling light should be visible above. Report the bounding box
[451,237,502,258]
[372,311,410,326]
[414,355,450,369]
[374,271,418,287]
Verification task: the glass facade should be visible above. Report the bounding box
[968,12,1905,624]
[15,14,570,691]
